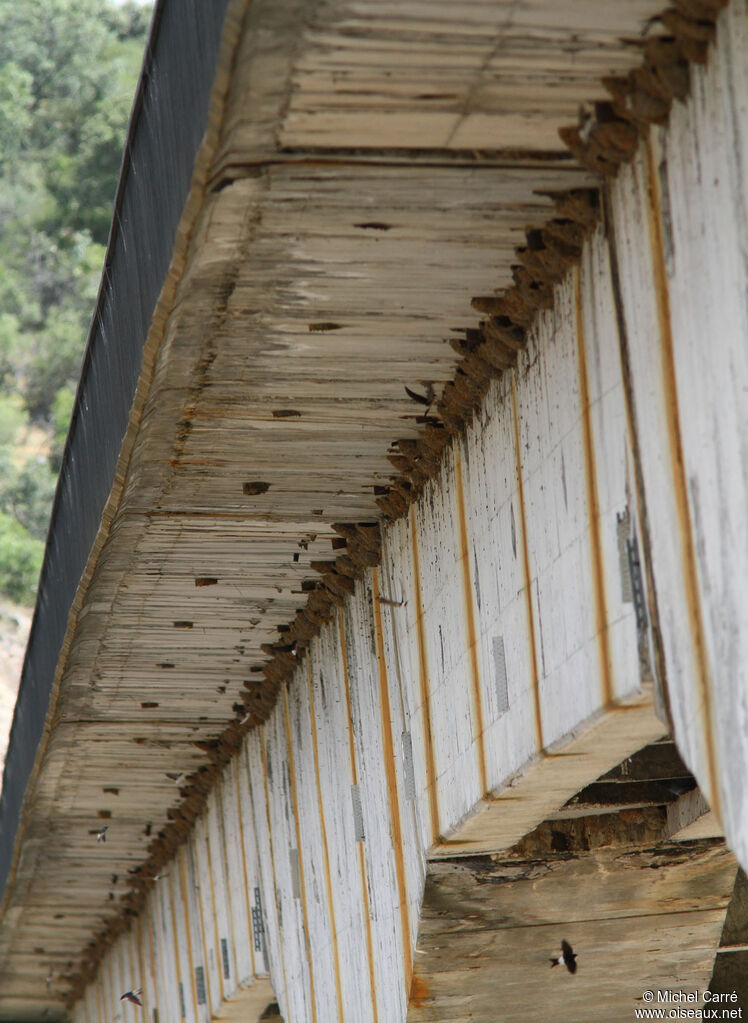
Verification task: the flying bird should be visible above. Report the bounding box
[550,939,577,974]
[96,826,108,843]
[120,989,142,1007]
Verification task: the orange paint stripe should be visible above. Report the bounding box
[408,505,441,843]
[259,731,290,1002]
[145,894,159,1010]
[233,756,258,977]
[281,685,319,1023]
[644,138,722,824]
[337,613,380,1023]
[167,873,185,1014]
[454,450,489,795]
[99,957,111,1021]
[574,266,615,707]
[204,809,225,1002]
[193,831,214,1011]
[511,371,545,752]
[179,848,200,1017]
[135,918,148,1018]
[217,781,239,986]
[306,657,346,1022]
[372,568,413,988]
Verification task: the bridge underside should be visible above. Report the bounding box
[0,0,746,1021]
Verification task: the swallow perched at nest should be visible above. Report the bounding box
[96,825,108,843]
[550,939,577,974]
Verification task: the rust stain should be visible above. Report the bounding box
[134,917,148,1018]
[511,371,545,752]
[454,450,489,797]
[193,839,215,1011]
[179,848,200,1015]
[644,137,722,825]
[217,784,238,983]
[205,798,225,1003]
[338,614,380,1023]
[306,657,346,1023]
[97,956,108,1017]
[281,685,319,1023]
[259,730,290,1001]
[233,756,257,977]
[145,903,158,1014]
[409,973,431,1009]
[372,569,413,989]
[167,872,185,1013]
[574,265,615,707]
[409,505,441,844]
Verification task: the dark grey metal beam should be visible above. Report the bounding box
[0,0,231,902]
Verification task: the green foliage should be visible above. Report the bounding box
[0,453,57,541]
[0,508,44,604]
[0,393,26,445]
[50,384,76,473]
[0,0,150,420]
[0,0,151,604]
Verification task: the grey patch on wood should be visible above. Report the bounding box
[510,502,517,559]
[657,153,675,278]
[178,980,187,1017]
[617,508,633,603]
[289,847,301,898]
[195,966,206,1005]
[561,451,568,511]
[152,1009,159,1023]
[220,936,230,979]
[402,730,416,800]
[492,636,509,716]
[473,549,482,610]
[351,784,365,841]
[626,534,648,633]
[536,580,547,679]
[252,887,265,952]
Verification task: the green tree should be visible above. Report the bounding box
[0,0,151,606]
[0,0,150,421]
[0,509,43,604]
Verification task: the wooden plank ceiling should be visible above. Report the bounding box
[0,0,670,1016]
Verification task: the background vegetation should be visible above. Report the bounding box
[0,0,151,605]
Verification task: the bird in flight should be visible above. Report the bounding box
[96,826,108,843]
[120,989,143,1007]
[550,939,577,974]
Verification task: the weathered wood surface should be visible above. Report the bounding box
[609,0,748,859]
[409,843,736,1023]
[0,0,745,1020]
